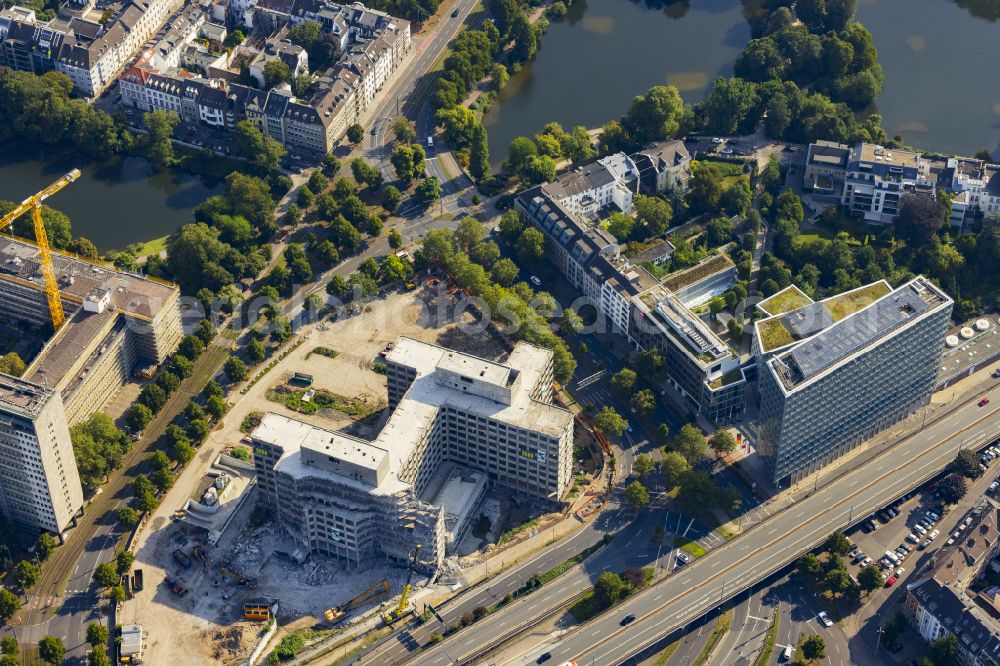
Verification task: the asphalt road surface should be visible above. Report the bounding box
[518,394,1000,666]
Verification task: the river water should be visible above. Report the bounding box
[0,146,222,253]
[485,0,1000,164]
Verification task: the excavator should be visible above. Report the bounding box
[0,169,81,330]
[218,566,258,589]
[382,546,420,625]
[324,579,390,623]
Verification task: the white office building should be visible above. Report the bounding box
[0,375,83,535]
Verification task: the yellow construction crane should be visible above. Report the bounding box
[0,169,81,330]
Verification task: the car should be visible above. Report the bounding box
[899,544,912,553]
[529,275,543,287]
[929,529,940,539]
[990,481,999,494]
[927,510,941,521]
[906,533,920,544]
[888,642,904,654]
[782,644,794,661]
[886,575,898,586]
[992,368,1000,378]
[537,653,552,664]
[676,552,691,566]
[895,547,908,558]
[896,567,906,577]
[817,611,833,627]
[980,397,991,407]
[621,613,636,625]
[849,543,859,553]
[626,423,634,433]
[861,557,872,566]
[711,137,723,143]
[451,8,459,16]
[861,522,874,533]
[913,524,927,536]
[920,538,933,549]
[720,148,734,155]
[852,551,866,563]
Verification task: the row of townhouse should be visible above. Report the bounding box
[803,140,1000,228]
[119,2,409,153]
[0,0,179,96]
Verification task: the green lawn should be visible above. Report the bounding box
[676,537,707,558]
[133,235,168,257]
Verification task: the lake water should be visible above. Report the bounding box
[482,0,752,165]
[0,146,223,253]
[856,0,1000,158]
[485,0,1000,163]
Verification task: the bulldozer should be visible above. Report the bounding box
[324,579,390,623]
[382,546,420,625]
[219,566,258,589]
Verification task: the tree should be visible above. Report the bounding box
[505,136,538,175]
[346,123,365,144]
[630,389,656,416]
[152,467,175,492]
[801,634,826,662]
[88,647,111,666]
[248,338,267,363]
[94,562,118,588]
[143,110,179,169]
[825,567,851,594]
[383,186,402,214]
[594,571,630,608]
[858,563,883,593]
[498,209,525,241]
[928,634,957,666]
[87,622,110,647]
[687,163,724,214]
[381,254,414,283]
[116,506,139,526]
[594,406,627,437]
[624,480,650,511]
[825,531,851,556]
[469,122,490,181]
[34,532,57,561]
[953,449,981,479]
[491,258,519,287]
[709,430,736,457]
[14,561,39,589]
[224,356,249,382]
[559,307,583,336]
[169,354,193,379]
[415,177,442,204]
[797,553,822,578]
[455,217,485,253]
[896,194,946,246]
[326,274,348,297]
[671,424,708,465]
[660,451,690,488]
[391,145,419,183]
[232,120,285,171]
[623,85,683,144]
[634,454,655,479]
[677,471,719,513]
[393,117,416,143]
[515,227,545,264]
[37,636,64,665]
[0,352,25,377]
[110,585,126,604]
[1,636,17,655]
[938,472,968,505]
[610,368,637,394]
[0,588,19,624]
[206,395,228,420]
[263,60,290,88]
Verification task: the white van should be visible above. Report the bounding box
[427,135,434,148]
[782,644,794,661]
[885,550,900,564]
[913,524,927,536]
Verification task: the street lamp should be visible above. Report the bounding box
[875,624,885,653]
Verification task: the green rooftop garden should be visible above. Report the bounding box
[758,318,796,352]
[707,367,745,390]
[758,287,813,316]
[824,282,891,321]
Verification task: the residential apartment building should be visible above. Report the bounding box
[905,500,1000,666]
[803,141,1000,228]
[118,1,409,153]
[541,141,691,220]
[0,237,182,425]
[0,374,83,536]
[251,338,574,572]
[0,0,179,97]
[756,277,952,485]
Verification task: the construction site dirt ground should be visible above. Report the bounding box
[119,286,511,665]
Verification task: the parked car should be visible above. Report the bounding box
[861,557,872,566]
[906,533,920,544]
[886,575,898,587]
[896,567,906,577]
[529,275,543,287]
[992,367,1000,378]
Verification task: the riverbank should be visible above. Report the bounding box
[0,142,225,253]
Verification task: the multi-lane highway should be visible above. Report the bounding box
[519,394,1000,665]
